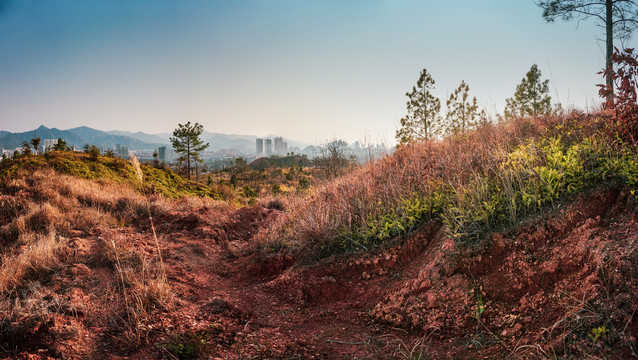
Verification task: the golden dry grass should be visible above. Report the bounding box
[0,165,173,310]
[0,154,238,351]
[0,230,63,294]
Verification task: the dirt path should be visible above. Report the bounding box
[155,222,417,359]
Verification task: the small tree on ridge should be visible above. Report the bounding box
[30,137,41,155]
[53,138,68,151]
[445,80,483,135]
[504,64,552,118]
[170,122,209,180]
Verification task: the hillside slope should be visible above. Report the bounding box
[0,114,636,359]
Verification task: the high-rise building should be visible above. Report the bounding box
[42,139,58,153]
[256,138,264,156]
[264,139,272,156]
[274,137,288,154]
[116,144,129,159]
[158,146,166,162]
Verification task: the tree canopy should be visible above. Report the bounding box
[537,0,638,98]
[504,64,553,118]
[445,80,483,135]
[316,139,356,179]
[170,122,209,180]
[53,138,68,151]
[30,137,41,155]
[395,69,442,144]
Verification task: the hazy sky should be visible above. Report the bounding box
[0,0,634,145]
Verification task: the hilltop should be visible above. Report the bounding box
[0,113,636,359]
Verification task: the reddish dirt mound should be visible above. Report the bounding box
[256,187,638,358]
[224,205,281,241]
[153,205,280,243]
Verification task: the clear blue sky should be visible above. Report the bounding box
[0,0,634,145]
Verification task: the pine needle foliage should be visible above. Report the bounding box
[504,64,552,118]
[170,122,209,180]
[396,69,442,144]
[445,80,484,135]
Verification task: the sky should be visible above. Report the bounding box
[0,0,635,145]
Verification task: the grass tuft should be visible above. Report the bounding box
[0,231,63,294]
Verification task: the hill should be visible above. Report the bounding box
[65,126,166,150]
[0,150,231,200]
[0,125,165,151]
[107,130,171,145]
[0,126,312,153]
[0,113,636,359]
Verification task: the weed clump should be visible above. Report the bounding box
[0,231,63,294]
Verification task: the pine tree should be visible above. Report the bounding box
[21,141,32,156]
[445,80,483,134]
[504,64,552,118]
[396,69,442,144]
[170,122,209,180]
[537,0,638,100]
[30,137,41,155]
[53,138,68,151]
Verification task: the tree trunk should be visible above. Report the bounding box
[187,143,191,180]
[606,0,614,102]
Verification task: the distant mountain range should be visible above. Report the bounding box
[0,125,310,153]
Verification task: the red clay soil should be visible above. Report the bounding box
[3,189,638,359]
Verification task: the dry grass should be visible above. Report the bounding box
[255,113,631,261]
[28,169,147,218]
[0,231,63,294]
[0,152,243,353]
[0,169,147,245]
[102,232,173,344]
[169,193,232,213]
[0,163,180,341]
[255,117,545,257]
[101,156,173,344]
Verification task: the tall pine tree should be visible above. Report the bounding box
[445,80,483,134]
[504,64,552,118]
[170,122,209,180]
[537,0,638,100]
[396,69,442,144]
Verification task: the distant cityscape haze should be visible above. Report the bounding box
[0,125,393,169]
